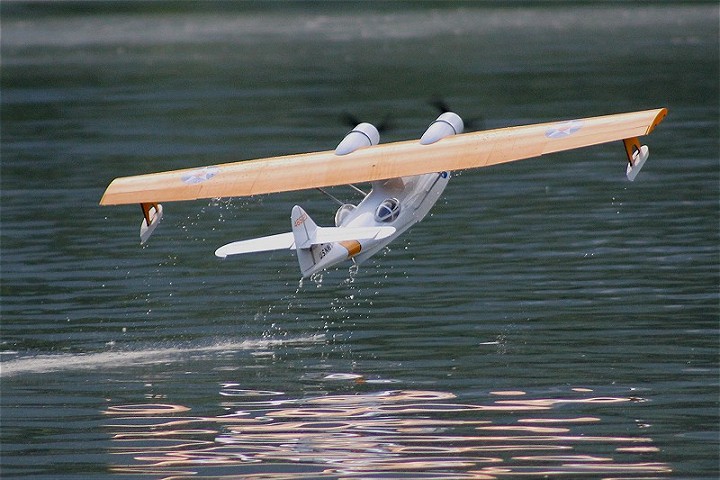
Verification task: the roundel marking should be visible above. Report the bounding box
[545,119,583,139]
[181,166,219,185]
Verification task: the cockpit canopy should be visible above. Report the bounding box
[375,198,400,223]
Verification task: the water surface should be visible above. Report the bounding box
[2,3,718,478]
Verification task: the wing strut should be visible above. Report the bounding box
[316,188,345,207]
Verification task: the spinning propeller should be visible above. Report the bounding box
[340,111,393,133]
[428,96,484,131]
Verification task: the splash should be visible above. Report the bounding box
[0,335,325,377]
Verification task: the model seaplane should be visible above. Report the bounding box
[100,107,667,277]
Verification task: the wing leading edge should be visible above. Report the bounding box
[100,108,667,206]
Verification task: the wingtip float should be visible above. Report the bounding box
[100,107,667,277]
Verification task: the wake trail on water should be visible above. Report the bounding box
[0,335,325,377]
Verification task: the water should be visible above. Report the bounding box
[1,2,718,478]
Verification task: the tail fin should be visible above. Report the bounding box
[291,205,318,249]
[291,205,318,276]
[290,205,397,277]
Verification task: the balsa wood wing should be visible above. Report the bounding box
[100,108,667,206]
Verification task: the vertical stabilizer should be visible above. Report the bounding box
[291,205,318,248]
[291,205,318,276]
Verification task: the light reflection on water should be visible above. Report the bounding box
[105,387,670,479]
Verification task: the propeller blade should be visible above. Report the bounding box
[339,111,363,129]
[340,112,392,133]
[428,96,484,131]
[428,95,452,114]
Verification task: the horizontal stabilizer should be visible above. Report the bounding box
[314,225,396,245]
[215,232,294,258]
[215,226,396,259]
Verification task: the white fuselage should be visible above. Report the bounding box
[303,171,450,276]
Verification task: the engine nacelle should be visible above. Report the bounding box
[419,112,464,145]
[334,122,380,156]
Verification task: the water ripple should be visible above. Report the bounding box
[105,388,670,478]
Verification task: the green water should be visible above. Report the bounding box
[2,2,718,478]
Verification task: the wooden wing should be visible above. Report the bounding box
[100,108,667,206]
